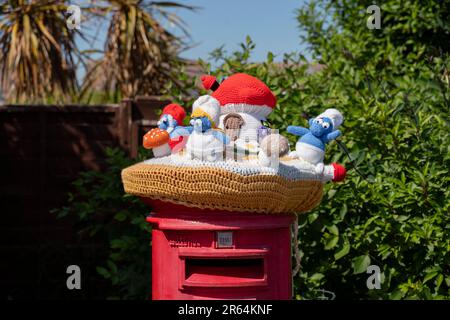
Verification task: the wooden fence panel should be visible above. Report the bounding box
[0,97,168,299]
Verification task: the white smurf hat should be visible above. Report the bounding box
[191,95,221,127]
[317,108,344,130]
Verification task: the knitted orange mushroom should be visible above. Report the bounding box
[143,128,171,158]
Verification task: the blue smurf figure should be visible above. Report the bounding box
[171,95,230,161]
[287,108,343,172]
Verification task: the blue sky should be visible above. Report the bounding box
[171,0,308,62]
[76,0,308,64]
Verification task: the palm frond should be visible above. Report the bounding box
[0,0,83,103]
[81,0,195,102]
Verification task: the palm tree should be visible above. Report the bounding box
[82,0,196,102]
[0,0,82,103]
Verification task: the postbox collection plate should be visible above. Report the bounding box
[216,231,233,248]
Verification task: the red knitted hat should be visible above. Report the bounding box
[200,73,277,119]
[161,103,186,124]
[200,75,220,91]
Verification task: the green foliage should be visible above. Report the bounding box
[292,0,450,299]
[55,148,151,299]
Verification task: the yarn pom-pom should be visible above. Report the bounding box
[332,163,346,182]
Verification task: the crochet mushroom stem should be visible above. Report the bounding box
[143,128,171,158]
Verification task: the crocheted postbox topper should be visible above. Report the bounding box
[124,73,347,215]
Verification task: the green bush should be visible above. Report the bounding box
[57,0,449,299]
[290,0,450,300]
[56,148,151,299]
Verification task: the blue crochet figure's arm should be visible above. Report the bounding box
[212,129,230,145]
[170,126,193,138]
[323,130,341,143]
[287,125,310,137]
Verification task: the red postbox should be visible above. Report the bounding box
[143,199,295,300]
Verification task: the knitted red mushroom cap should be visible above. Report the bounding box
[201,73,277,119]
[161,103,186,125]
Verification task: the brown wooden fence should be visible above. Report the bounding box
[0,97,169,299]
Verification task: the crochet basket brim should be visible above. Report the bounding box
[121,162,323,214]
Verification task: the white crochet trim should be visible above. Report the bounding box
[220,103,274,119]
[143,154,334,182]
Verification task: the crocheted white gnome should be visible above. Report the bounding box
[185,95,230,162]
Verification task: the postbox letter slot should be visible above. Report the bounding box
[183,258,267,288]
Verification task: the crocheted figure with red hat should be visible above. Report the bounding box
[200,73,276,153]
[157,103,187,151]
